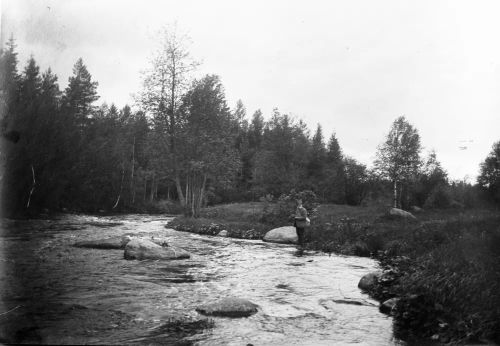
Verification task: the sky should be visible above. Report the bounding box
[2,0,500,181]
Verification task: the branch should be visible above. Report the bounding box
[26,165,35,208]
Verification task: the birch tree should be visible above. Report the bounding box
[374,116,422,209]
[137,25,199,207]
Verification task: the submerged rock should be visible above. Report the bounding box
[358,271,382,291]
[74,235,132,249]
[124,238,190,260]
[196,298,259,317]
[262,226,298,244]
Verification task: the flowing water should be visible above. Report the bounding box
[0,214,403,345]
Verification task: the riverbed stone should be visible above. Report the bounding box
[358,271,382,291]
[196,298,259,317]
[387,208,417,221]
[74,235,132,249]
[380,297,399,315]
[262,226,298,244]
[217,230,228,237]
[124,238,190,260]
[74,234,170,250]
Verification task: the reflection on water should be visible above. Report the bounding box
[0,214,403,345]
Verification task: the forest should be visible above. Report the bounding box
[0,33,499,219]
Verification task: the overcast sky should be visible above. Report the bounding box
[2,0,500,180]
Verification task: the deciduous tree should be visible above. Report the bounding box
[374,116,422,208]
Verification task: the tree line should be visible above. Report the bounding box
[1,32,499,218]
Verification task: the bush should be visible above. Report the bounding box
[423,184,452,209]
[260,189,318,227]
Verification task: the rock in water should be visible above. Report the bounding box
[74,235,132,249]
[380,297,400,315]
[217,230,228,237]
[74,235,170,250]
[387,208,417,221]
[358,271,382,291]
[124,238,190,260]
[196,298,259,317]
[262,226,298,244]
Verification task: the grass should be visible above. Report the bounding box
[168,201,500,344]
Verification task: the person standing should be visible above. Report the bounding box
[294,199,309,246]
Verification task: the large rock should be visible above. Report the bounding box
[380,297,399,315]
[74,235,170,250]
[217,230,228,237]
[196,298,259,317]
[358,271,382,291]
[262,226,298,244]
[387,208,417,221]
[124,238,190,260]
[74,235,132,249]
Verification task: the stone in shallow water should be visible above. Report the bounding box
[262,226,298,244]
[380,297,399,315]
[196,298,259,317]
[74,235,132,249]
[124,238,190,260]
[358,271,382,291]
[217,230,228,237]
[74,235,170,250]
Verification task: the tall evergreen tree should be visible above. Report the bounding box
[63,58,99,127]
[308,124,327,196]
[0,36,20,130]
[324,133,346,203]
[478,141,500,204]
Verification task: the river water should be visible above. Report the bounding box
[0,214,403,345]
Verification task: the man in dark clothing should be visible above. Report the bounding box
[294,199,308,246]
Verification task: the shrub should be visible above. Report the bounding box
[260,189,318,227]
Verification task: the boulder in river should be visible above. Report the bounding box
[74,235,132,249]
[196,298,259,317]
[262,226,298,244]
[358,271,382,291]
[217,230,228,237]
[124,238,190,260]
[74,235,170,250]
[380,297,399,315]
[386,208,417,221]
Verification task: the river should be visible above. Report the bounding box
[0,214,404,345]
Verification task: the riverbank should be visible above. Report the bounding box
[168,202,500,345]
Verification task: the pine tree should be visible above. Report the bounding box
[63,58,99,127]
[324,133,346,203]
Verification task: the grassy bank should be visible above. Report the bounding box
[168,202,500,344]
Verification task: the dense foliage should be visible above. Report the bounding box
[1,34,499,218]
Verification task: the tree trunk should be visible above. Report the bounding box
[175,175,185,206]
[26,165,36,208]
[149,173,155,202]
[393,180,398,208]
[130,136,135,204]
[113,163,125,209]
